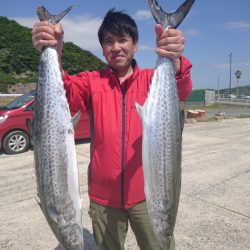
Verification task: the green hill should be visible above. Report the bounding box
[0,16,107,93]
[217,85,250,97]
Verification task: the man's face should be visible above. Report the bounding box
[102,32,138,74]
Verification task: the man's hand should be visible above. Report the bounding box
[32,21,64,53]
[155,24,185,72]
[32,21,64,72]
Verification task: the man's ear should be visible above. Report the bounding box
[134,41,138,53]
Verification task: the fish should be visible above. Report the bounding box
[32,5,84,250]
[136,0,195,249]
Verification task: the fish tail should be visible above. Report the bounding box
[36,4,79,24]
[147,0,195,28]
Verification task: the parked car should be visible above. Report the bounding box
[0,90,90,154]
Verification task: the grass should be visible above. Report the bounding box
[234,114,250,118]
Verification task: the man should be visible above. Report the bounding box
[32,9,192,250]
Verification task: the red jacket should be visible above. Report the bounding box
[63,56,192,209]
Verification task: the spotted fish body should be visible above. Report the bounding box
[32,6,83,249]
[137,53,182,250]
[136,1,195,249]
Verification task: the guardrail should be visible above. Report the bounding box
[216,97,250,106]
[0,94,22,97]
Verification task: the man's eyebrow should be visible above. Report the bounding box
[103,36,113,42]
[103,35,112,38]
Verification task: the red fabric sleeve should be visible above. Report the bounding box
[63,55,192,112]
[63,71,91,113]
[176,56,193,101]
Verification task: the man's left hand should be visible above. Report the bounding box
[155,24,185,72]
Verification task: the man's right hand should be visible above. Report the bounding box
[32,21,64,53]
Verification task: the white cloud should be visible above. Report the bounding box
[236,61,250,69]
[212,63,229,70]
[134,10,152,20]
[12,15,103,51]
[139,45,154,51]
[12,17,36,28]
[213,61,250,70]
[225,21,250,29]
[61,15,102,50]
[243,61,250,67]
[185,28,199,36]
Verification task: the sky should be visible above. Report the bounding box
[0,0,250,90]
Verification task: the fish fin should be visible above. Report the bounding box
[180,109,185,133]
[35,194,59,223]
[47,208,60,223]
[35,193,42,210]
[135,102,144,120]
[36,4,79,24]
[72,111,81,129]
[147,0,195,28]
[26,119,33,137]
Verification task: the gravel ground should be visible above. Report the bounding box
[0,118,250,249]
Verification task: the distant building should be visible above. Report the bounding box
[185,89,216,105]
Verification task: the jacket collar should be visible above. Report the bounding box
[105,59,140,88]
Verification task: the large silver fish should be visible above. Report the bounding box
[32,6,83,249]
[136,0,195,249]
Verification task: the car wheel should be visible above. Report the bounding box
[2,130,30,154]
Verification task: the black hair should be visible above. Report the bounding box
[98,8,139,45]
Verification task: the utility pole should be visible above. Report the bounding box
[228,52,232,92]
[217,75,220,97]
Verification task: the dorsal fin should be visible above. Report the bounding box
[36,5,79,24]
[72,111,81,129]
[148,0,195,29]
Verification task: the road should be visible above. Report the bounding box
[0,118,250,249]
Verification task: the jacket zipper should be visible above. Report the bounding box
[121,85,126,208]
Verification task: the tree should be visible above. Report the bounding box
[235,70,242,97]
[0,17,106,93]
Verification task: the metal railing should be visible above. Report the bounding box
[0,94,22,97]
[216,97,250,106]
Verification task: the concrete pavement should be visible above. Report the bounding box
[0,118,249,250]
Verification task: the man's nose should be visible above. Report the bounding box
[112,41,121,51]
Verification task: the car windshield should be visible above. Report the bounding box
[4,90,36,110]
